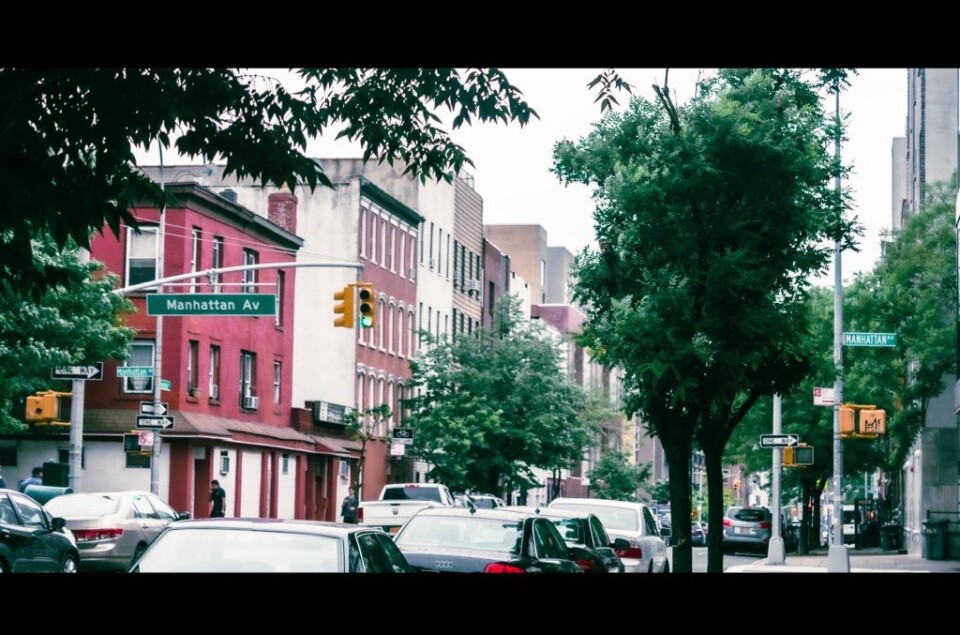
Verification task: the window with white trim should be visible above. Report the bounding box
[390,224,397,272]
[126,226,159,290]
[242,249,258,294]
[190,227,201,293]
[209,345,221,401]
[273,361,281,405]
[240,350,257,408]
[122,341,154,394]
[211,236,224,293]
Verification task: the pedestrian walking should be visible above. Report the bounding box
[210,479,226,518]
[341,486,358,524]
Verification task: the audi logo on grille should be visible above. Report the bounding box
[433,560,454,570]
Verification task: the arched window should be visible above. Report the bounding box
[378,299,386,351]
[388,300,396,354]
[408,310,416,358]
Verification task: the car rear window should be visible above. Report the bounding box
[552,503,639,532]
[381,486,443,502]
[734,509,768,522]
[395,516,523,554]
[44,494,122,517]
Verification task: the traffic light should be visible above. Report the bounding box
[784,444,814,467]
[839,406,856,435]
[859,409,886,435]
[333,284,355,329]
[357,283,376,329]
[25,390,69,423]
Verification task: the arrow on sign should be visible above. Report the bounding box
[759,434,800,448]
[137,415,175,430]
[139,402,170,416]
[52,363,103,381]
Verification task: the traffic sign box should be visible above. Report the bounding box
[52,363,103,381]
[759,434,799,448]
[392,428,414,445]
[136,415,174,430]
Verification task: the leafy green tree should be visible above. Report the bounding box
[0,68,537,298]
[343,404,392,501]
[553,69,856,572]
[405,294,597,496]
[589,450,651,501]
[0,235,135,432]
[650,479,670,504]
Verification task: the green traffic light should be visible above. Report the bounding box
[360,316,373,328]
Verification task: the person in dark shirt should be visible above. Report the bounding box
[341,487,358,524]
[210,479,226,517]
[19,467,43,492]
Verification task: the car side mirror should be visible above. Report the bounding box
[51,517,66,531]
[659,526,672,539]
[612,537,630,551]
[178,511,191,520]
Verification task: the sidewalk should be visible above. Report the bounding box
[727,546,960,573]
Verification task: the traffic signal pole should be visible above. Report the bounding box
[828,85,851,573]
[68,247,90,493]
[768,393,785,564]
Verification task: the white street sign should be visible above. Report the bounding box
[390,442,406,456]
[759,434,800,448]
[138,431,154,447]
[813,386,835,406]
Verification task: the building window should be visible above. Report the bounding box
[360,206,368,259]
[378,298,386,351]
[397,310,405,358]
[380,217,387,267]
[388,303,395,354]
[122,341,154,394]
[209,345,221,401]
[242,249,258,293]
[437,228,443,275]
[390,224,397,272]
[399,230,406,278]
[240,350,258,409]
[488,282,495,318]
[276,271,285,327]
[187,340,199,396]
[57,448,85,469]
[446,235,451,280]
[411,234,417,274]
[282,454,290,476]
[126,226,159,290]
[190,227,201,293]
[212,236,224,293]
[0,447,18,468]
[408,309,416,358]
[370,210,377,263]
[273,361,281,405]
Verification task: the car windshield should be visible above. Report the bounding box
[552,503,639,532]
[395,516,522,554]
[843,510,857,524]
[381,486,442,502]
[44,494,122,517]
[472,497,498,508]
[135,528,343,573]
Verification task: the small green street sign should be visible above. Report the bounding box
[146,293,277,316]
[117,366,154,378]
[843,332,897,347]
[160,379,171,392]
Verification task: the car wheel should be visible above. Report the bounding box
[662,562,670,574]
[61,553,79,573]
[0,559,7,573]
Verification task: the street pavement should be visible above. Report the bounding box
[725,545,960,573]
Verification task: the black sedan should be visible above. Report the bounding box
[505,505,626,573]
[392,507,584,573]
[0,488,79,572]
[130,518,414,573]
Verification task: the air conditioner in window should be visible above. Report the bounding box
[338,459,350,480]
[210,384,219,400]
[243,395,259,410]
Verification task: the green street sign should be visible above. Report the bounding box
[117,366,154,378]
[160,379,171,392]
[843,332,897,347]
[146,293,277,316]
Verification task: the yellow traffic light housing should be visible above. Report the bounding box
[25,390,71,425]
[783,444,814,467]
[357,283,376,329]
[839,403,886,438]
[859,409,886,435]
[839,406,856,435]
[333,284,355,329]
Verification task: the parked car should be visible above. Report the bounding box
[723,506,776,555]
[691,520,707,547]
[0,488,79,572]
[392,507,583,573]
[506,505,626,573]
[131,518,414,573]
[43,490,190,571]
[547,497,670,573]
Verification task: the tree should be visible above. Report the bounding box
[553,69,856,572]
[405,294,598,496]
[650,479,670,504]
[0,68,537,298]
[589,450,651,501]
[0,234,136,432]
[344,403,392,502]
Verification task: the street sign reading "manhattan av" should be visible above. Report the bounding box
[843,332,897,347]
[147,293,277,316]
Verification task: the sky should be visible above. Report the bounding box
[144,68,910,285]
[306,68,909,285]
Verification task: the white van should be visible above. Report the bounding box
[841,504,856,545]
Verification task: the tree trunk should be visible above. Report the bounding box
[703,445,727,573]
[665,446,694,573]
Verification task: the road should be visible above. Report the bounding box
[667,546,765,572]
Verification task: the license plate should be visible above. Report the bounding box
[735,527,749,534]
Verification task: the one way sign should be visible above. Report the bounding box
[140,401,170,416]
[52,363,103,381]
[137,415,175,430]
[760,434,800,448]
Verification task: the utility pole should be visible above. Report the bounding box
[150,150,167,497]
[828,82,851,573]
[68,247,90,493]
[767,393,785,564]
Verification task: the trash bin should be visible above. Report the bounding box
[23,484,73,505]
[922,519,949,560]
[880,523,902,552]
